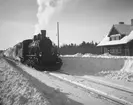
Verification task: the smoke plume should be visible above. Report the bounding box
[35,0,67,34]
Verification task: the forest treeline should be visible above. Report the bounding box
[59,41,101,55]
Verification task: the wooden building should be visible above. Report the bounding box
[98,19,133,56]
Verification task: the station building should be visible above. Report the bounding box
[98,19,133,56]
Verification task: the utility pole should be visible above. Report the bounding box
[57,22,60,54]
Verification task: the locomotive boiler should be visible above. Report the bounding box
[20,30,62,71]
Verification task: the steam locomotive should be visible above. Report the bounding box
[18,30,62,71]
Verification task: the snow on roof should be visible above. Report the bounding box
[98,31,133,46]
[110,34,121,37]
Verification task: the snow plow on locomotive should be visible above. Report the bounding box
[20,30,62,71]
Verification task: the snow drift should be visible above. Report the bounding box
[60,54,133,76]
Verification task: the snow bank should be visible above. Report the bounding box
[61,53,133,59]
[103,71,133,82]
[0,59,50,105]
[60,55,133,76]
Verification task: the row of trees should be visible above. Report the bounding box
[59,41,101,55]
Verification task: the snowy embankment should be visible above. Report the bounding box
[0,58,50,105]
[61,53,133,81]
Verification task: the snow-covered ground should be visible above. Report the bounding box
[49,72,133,105]
[0,58,50,105]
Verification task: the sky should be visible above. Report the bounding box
[0,0,133,49]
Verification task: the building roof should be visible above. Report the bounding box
[113,24,133,35]
[98,31,133,46]
[98,23,133,46]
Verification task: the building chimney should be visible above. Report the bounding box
[41,30,46,37]
[119,22,124,24]
[131,19,133,26]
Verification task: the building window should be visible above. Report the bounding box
[125,48,129,56]
[110,47,115,54]
[110,34,121,41]
[110,49,112,53]
[118,47,121,53]
[109,47,121,54]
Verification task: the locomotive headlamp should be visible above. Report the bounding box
[39,52,42,57]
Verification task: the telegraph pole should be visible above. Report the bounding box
[57,22,60,54]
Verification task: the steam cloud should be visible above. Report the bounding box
[35,0,68,34]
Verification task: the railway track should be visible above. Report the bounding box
[48,72,133,105]
[54,70,133,93]
[5,57,133,105]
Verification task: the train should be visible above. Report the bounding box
[5,30,62,71]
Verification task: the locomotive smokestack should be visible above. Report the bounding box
[41,30,46,37]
